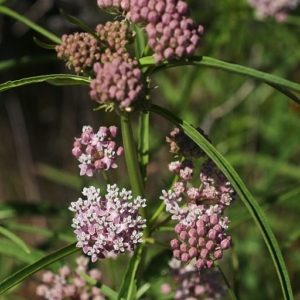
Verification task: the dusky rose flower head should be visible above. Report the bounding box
[36,256,104,300]
[95,19,135,53]
[89,56,146,109]
[55,32,101,74]
[55,19,135,75]
[126,0,204,63]
[96,0,204,64]
[161,127,236,269]
[161,186,232,269]
[72,125,124,177]
[162,258,227,299]
[200,159,237,208]
[166,126,211,158]
[97,0,130,15]
[248,0,300,22]
[69,184,147,262]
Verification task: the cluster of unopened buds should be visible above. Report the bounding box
[161,258,227,299]
[97,0,204,63]
[161,127,236,269]
[55,0,204,110]
[56,19,145,109]
[36,256,105,300]
[72,125,124,177]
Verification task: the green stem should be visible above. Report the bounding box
[138,112,149,185]
[0,6,61,44]
[102,170,111,184]
[119,113,148,234]
[149,171,180,230]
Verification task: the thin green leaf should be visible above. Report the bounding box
[36,163,99,199]
[118,243,144,300]
[0,74,90,93]
[0,238,44,264]
[283,227,300,251]
[0,226,30,254]
[136,283,151,299]
[0,5,61,44]
[0,207,15,219]
[0,242,79,295]
[77,270,97,285]
[217,266,238,300]
[133,24,146,59]
[139,55,300,104]
[138,112,149,185]
[36,163,83,190]
[267,82,300,104]
[59,9,98,40]
[5,223,75,243]
[100,284,118,300]
[77,271,118,300]
[120,114,146,206]
[150,104,293,300]
[33,37,56,50]
[47,76,90,86]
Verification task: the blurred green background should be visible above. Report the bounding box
[0,0,300,299]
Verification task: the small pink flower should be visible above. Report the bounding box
[36,256,105,300]
[72,125,124,177]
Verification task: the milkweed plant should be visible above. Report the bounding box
[0,1,300,299]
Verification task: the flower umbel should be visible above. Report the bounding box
[90,56,145,108]
[36,256,105,300]
[166,126,211,158]
[161,127,236,269]
[97,0,205,64]
[55,19,135,75]
[69,184,147,262]
[72,125,124,177]
[161,258,227,299]
[55,32,101,74]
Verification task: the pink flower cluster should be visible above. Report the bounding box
[161,258,227,299]
[166,126,210,158]
[72,125,124,177]
[161,157,236,269]
[36,256,104,300]
[69,184,147,262]
[249,0,300,21]
[89,20,146,109]
[90,57,144,108]
[97,0,204,63]
[56,32,100,74]
[56,19,146,109]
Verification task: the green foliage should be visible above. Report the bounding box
[0,0,300,299]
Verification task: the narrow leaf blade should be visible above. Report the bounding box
[0,243,79,294]
[0,74,90,93]
[0,227,30,254]
[0,5,61,44]
[150,104,293,300]
[139,55,300,104]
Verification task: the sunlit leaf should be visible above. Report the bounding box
[0,74,90,93]
[150,103,293,300]
[0,243,79,294]
[0,227,30,254]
